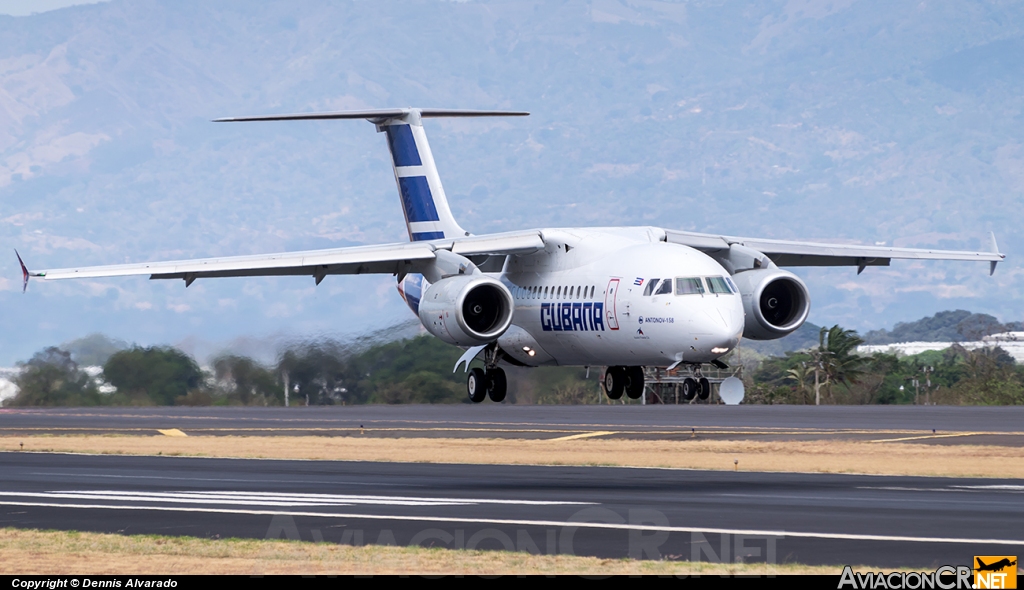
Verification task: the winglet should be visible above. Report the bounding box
[15,249,30,293]
[990,232,1001,276]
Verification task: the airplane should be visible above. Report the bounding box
[976,557,1016,572]
[17,108,1005,404]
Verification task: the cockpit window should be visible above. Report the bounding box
[655,279,673,295]
[725,276,738,293]
[706,276,733,294]
[675,277,705,295]
[643,278,661,296]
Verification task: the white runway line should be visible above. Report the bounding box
[951,485,1024,491]
[29,472,423,486]
[858,486,1024,494]
[0,490,594,508]
[0,499,1021,546]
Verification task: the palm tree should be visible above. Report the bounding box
[785,362,813,404]
[812,325,866,404]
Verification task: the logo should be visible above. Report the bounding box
[540,302,605,332]
[838,558,1018,590]
[975,556,1017,589]
[839,566,972,589]
[634,277,643,286]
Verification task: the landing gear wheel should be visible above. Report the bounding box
[625,366,645,399]
[486,368,507,403]
[697,377,711,401]
[681,378,698,401]
[604,366,625,400]
[467,367,487,403]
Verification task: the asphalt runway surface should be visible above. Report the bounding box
[1,452,1021,568]
[2,405,1023,445]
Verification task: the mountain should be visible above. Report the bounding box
[2,0,1023,364]
[862,310,1024,344]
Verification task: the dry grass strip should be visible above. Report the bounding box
[3,435,1023,478]
[0,528,849,575]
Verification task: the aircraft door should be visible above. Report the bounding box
[605,278,620,330]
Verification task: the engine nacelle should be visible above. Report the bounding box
[418,275,515,346]
[731,269,810,340]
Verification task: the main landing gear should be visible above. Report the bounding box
[468,366,507,403]
[466,345,507,403]
[467,367,507,403]
[603,366,645,400]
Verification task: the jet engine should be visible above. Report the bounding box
[730,268,810,340]
[418,275,515,346]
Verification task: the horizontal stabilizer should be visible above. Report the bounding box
[214,108,529,123]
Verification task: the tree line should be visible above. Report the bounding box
[2,335,597,407]
[744,325,1024,405]
[4,324,1022,407]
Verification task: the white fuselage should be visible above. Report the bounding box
[404,227,745,368]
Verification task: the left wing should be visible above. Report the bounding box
[25,230,545,287]
[664,229,1005,275]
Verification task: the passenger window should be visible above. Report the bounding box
[675,277,705,295]
[655,279,672,296]
[707,277,732,294]
[643,278,661,296]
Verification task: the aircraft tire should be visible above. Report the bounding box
[486,368,507,403]
[467,367,487,403]
[697,377,711,400]
[681,378,698,401]
[625,366,645,399]
[604,367,625,400]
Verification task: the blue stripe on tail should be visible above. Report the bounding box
[398,176,440,223]
[384,124,422,167]
[411,231,445,241]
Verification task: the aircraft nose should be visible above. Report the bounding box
[703,304,743,356]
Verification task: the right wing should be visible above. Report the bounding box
[664,229,1005,274]
[29,230,545,286]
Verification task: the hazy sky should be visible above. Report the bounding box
[0,0,108,16]
[2,0,1021,365]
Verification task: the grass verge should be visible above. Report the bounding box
[3,435,1023,478]
[0,527,851,575]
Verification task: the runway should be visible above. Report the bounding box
[2,405,1023,445]
[1,451,1021,567]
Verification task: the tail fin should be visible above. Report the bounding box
[214,107,528,243]
[378,111,466,242]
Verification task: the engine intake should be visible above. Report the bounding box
[731,269,810,340]
[418,275,514,346]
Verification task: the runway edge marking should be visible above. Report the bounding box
[3,450,1018,480]
[0,500,1022,546]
